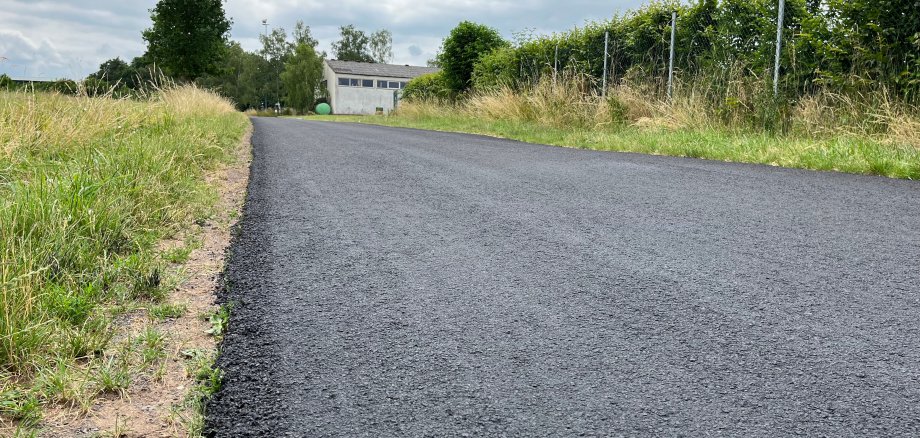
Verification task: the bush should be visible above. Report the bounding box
[472,47,520,90]
[403,72,455,102]
[438,21,508,93]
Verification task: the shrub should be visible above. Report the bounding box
[403,72,455,102]
[438,21,508,93]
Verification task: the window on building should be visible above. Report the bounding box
[362,79,374,88]
[400,82,407,89]
[377,80,387,88]
[350,78,360,87]
[388,81,400,89]
[338,78,349,86]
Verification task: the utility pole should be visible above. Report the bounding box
[773,0,785,97]
[602,31,609,97]
[668,10,676,100]
[261,19,269,110]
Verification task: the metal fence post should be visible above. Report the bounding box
[773,0,785,97]
[554,43,559,85]
[602,31,609,97]
[668,11,676,100]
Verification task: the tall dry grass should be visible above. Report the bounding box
[401,73,920,150]
[0,83,247,425]
[386,74,920,178]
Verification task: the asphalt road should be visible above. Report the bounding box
[206,118,920,437]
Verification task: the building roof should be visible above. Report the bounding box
[325,60,439,79]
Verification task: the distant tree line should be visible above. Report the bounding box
[3,0,397,113]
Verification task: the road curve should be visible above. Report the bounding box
[205,118,920,437]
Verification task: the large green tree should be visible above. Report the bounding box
[331,25,373,62]
[438,21,507,92]
[88,58,138,88]
[369,29,394,64]
[281,43,324,113]
[142,0,232,81]
[330,25,394,63]
[197,41,273,110]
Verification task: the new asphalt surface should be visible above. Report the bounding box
[206,117,920,437]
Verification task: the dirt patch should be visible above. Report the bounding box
[37,124,253,438]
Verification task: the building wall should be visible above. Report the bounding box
[323,63,338,113]
[322,64,405,115]
[335,85,398,115]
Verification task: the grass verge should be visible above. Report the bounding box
[0,85,249,433]
[302,78,920,180]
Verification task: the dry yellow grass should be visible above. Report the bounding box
[423,75,920,149]
[1,84,237,156]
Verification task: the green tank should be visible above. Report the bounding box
[315,103,331,115]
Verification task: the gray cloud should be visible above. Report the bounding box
[0,0,646,80]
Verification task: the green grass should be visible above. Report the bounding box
[148,302,188,321]
[0,85,248,428]
[301,112,920,180]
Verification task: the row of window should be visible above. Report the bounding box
[338,77,407,89]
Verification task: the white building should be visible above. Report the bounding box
[322,60,440,115]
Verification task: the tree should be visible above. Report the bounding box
[281,43,324,113]
[292,20,318,48]
[369,29,394,64]
[142,0,232,81]
[197,41,273,110]
[88,58,137,88]
[438,21,507,92]
[331,25,374,62]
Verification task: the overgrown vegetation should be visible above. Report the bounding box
[0,84,248,432]
[378,1,920,178]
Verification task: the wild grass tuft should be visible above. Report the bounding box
[149,302,188,321]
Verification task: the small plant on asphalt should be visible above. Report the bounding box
[204,305,232,339]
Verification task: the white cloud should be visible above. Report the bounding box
[0,0,646,80]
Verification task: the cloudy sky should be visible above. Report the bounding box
[1,0,647,80]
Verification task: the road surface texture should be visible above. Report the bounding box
[206,118,920,437]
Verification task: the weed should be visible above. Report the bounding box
[162,238,200,264]
[32,360,93,410]
[137,327,167,366]
[0,388,41,427]
[92,356,131,397]
[203,305,231,339]
[149,302,188,320]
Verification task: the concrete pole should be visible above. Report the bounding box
[602,31,609,97]
[773,0,785,97]
[668,11,676,100]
